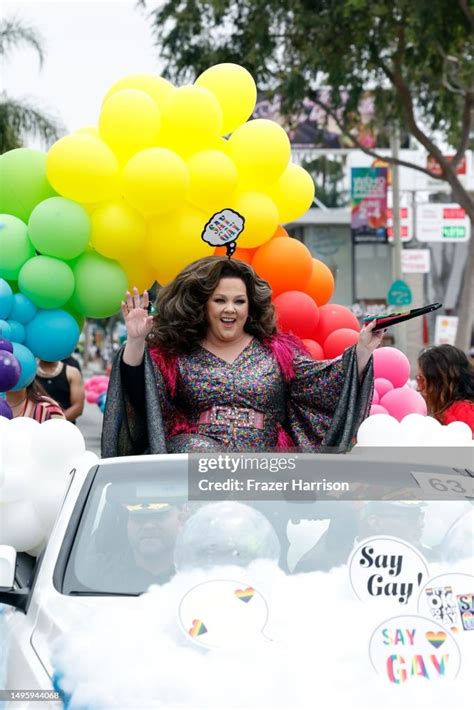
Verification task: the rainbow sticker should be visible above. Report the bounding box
[234,586,255,603]
[188,619,208,637]
[425,631,447,649]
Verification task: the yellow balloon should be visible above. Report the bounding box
[104,74,174,110]
[99,90,161,161]
[121,148,190,215]
[195,63,257,135]
[187,150,238,211]
[266,163,315,223]
[75,126,100,138]
[46,134,119,203]
[146,206,210,284]
[121,259,157,292]
[160,85,223,154]
[90,200,146,260]
[229,119,291,188]
[233,192,279,248]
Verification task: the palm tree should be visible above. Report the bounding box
[0,17,64,153]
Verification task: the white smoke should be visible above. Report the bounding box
[53,559,473,709]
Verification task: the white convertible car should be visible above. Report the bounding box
[0,452,472,709]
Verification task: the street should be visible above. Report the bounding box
[77,400,103,457]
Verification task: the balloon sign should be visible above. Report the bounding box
[201,209,245,257]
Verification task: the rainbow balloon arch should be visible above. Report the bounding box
[0,62,426,426]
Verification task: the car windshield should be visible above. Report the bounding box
[61,458,473,596]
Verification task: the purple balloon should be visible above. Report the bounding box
[0,398,13,419]
[0,350,21,391]
[0,338,14,353]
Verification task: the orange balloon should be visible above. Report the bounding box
[252,238,312,295]
[214,246,254,264]
[272,225,289,238]
[304,258,335,306]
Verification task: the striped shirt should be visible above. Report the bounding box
[23,396,65,423]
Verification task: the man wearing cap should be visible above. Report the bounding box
[294,500,436,574]
[94,500,183,594]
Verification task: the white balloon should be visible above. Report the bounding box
[356,414,401,446]
[30,419,86,474]
[444,420,472,444]
[1,416,39,473]
[0,467,31,502]
[31,477,69,537]
[0,499,44,551]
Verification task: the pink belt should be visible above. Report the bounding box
[198,405,265,429]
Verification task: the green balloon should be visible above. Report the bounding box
[18,255,75,309]
[0,149,57,223]
[0,214,36,280]
[28,197,91,260]
[70,251,128,318]
[63,300,86,330]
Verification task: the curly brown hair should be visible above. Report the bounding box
[418,344,474,420]
[147,256,277,353]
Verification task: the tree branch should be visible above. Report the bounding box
[378,56,470,192]
[306,91,445,180]
[451,84,474,168]
[458,0,474,31]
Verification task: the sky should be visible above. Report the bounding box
[2,0,162,144]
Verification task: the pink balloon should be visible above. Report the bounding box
[86,391,99,403]
[380,387,427,422]
[370,404,389,416]
[373,347,410,388]
[371,389,380,405]
[374,378,394,398]
[96,383,108,394]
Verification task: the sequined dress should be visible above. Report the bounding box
[102,334,373,456]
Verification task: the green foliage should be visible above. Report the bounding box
[143,0,473,147]
[0,18,63,153]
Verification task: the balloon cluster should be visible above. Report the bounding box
[85,375,109,412]
[0,417,96,553]
[229,230,357,358]
[370,347,427,420]
[0,278,79,399]
[0,63,318,370]
[357,412,472,447]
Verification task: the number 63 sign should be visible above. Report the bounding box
[411,471,474,500]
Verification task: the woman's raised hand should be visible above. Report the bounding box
[121,287,154,342]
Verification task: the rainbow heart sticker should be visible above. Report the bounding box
[189,619,208,637]
[426,631,447,648]
[234,587,255,603]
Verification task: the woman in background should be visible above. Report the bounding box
[417,344,474,434]
[6,379,65,422]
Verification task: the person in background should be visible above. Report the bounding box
[36,359,85,424]
[294,501,435,573]
[63,354,82,373]
[6,379,65,422]
[417,344,474,435]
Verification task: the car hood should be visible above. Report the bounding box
[30,590,135,678]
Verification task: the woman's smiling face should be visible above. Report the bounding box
[205,277,249,342]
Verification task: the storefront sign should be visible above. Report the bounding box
[351,167,388,243]
[416,204,470,242]
[401,250,430,274]
[434,316,459,345]
[387,207,413,242]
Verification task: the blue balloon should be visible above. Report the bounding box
[10,293,37,324]
[0,320,12,339]
[11,342,37,390]
[7,319,25,343]
[0,398,13,419]
[0,279,13,319]
[25,309,80,360]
